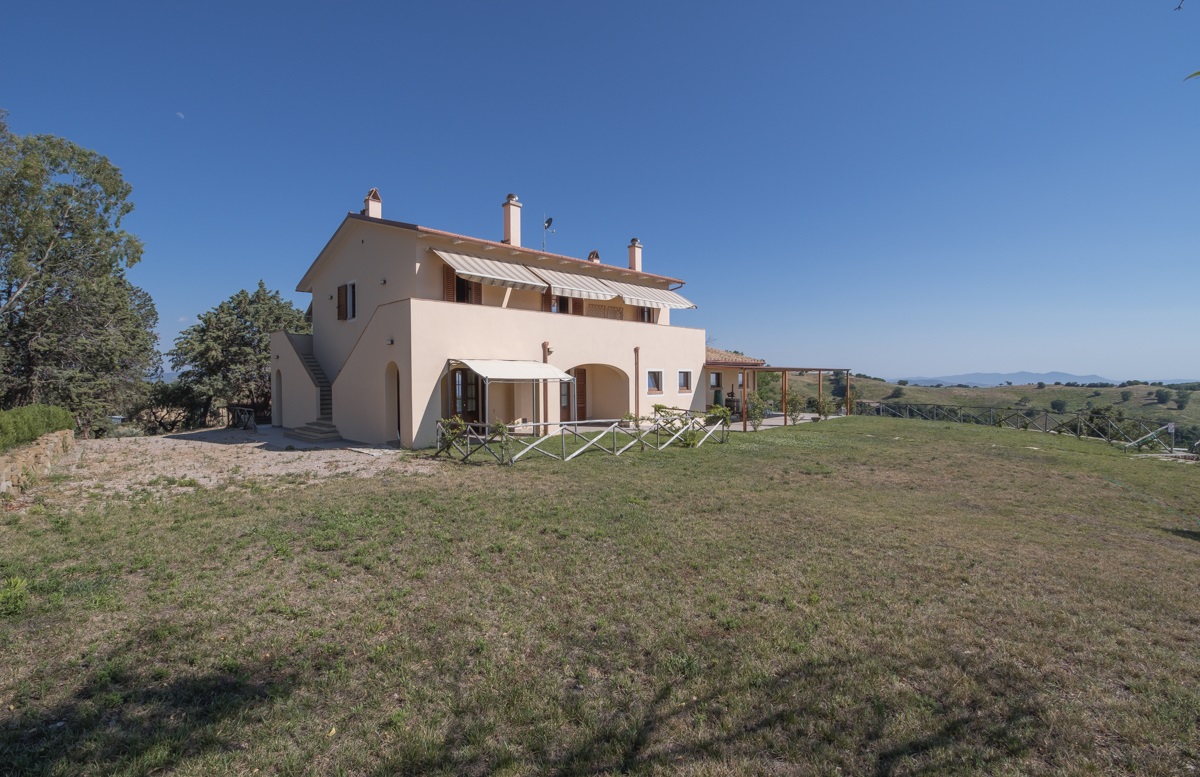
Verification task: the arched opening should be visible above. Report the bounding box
[384,362,401,443]
[563,363,629,421]
[272,369,283,426]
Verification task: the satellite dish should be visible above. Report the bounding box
[544,217,553,230]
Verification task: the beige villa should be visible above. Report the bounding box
[269,189,742,448]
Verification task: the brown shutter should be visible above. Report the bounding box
[541,290,553,312]
[571,300,585,316]
[471,281,482,305]
[443,265,456,302]
[337,284,348,320]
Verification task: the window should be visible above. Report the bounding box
[647,370,663,393]
[678,371,692,392]
[710,372,722,389]
[555,295,571,314]
[737,372,744,389]
[337,283,356,320]
[637,306,654,323]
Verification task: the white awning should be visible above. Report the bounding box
[432,249,547,293]
[603,280,697,310]
[527,266,621,302]
[450,359,573,383]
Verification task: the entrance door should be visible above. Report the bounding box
[451,369,482,423]
[575,368,587,421]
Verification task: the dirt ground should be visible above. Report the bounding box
[7,428,439,512]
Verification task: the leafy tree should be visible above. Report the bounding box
[784,387,805,425]
[1050,399,1068,413]
[170,281,309,421]
[1036,381,1046,389]
[886,386,905,400]
[745,391,766,431]
[1120,390,1133,402]
[1176,390,1191,410]
[0,112,159,435]
[1155,388,1172,405]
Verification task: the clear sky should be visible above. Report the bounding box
[4,2,1198,380]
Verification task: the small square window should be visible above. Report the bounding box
[647,370,663,393]
[710,372,722,389]
[678,371,692,392]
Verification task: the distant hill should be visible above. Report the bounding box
[896,371,1117,387]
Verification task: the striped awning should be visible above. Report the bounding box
[431,249,547,293]
[527,266,621,302]
[603,280,697,310]
[450,359,573,383]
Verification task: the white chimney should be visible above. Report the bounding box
[363,188,382,219]
[587,250,601,264]
[628,238,642,272]
[502,193,522,246]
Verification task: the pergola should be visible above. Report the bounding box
[704,352,853,432]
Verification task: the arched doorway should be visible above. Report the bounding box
[384,362,401,443]
[563,364,629,421]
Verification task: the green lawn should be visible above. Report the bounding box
[2,418,1198,775]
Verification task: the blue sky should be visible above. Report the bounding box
[5,1,1198,380]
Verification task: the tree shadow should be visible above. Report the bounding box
[1,654,297,775]
[1165,527,1200,543]
[368,643,1043,776]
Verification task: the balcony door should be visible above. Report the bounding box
[451,368,483,424]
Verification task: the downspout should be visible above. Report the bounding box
[633,347,640,419]
[542,341,551,426]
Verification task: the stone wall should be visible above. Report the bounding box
[0,429,75,495]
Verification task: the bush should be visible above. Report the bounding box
[1120,390,1133,402]
[1155,389,1172,405]
[886,387,906,400]
[1036,382,1046,389]
[746,392,767,431]
[1176,391,1191,411]
[1050,399,1068,413]
[0,405,75,454]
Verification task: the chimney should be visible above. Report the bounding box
[628,238,642,272]
[363,188,382,219]
[502,193,522,246]
[587,250,601,264]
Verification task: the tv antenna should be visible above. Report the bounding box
[542,215,555,251]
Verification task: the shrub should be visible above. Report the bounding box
[886,387,905,400]
[1050,399,1068,413]
[1155,389,1172,405]
[1036,382,1046,389]
[0,405,75,454]
[1120,390,1133,402]
[746,392,767,431]
[0,577,31,618]
[1176,391,1191,411]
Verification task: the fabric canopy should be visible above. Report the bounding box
[432,249,547,293]
[527,266,621,301]
[450,359,573,383]
[603,280,697,310]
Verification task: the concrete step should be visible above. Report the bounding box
[284,419,342,443]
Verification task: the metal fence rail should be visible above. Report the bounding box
[854,401,1180,452]
[435,409,731,465]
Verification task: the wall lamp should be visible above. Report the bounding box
[386,338,394,345]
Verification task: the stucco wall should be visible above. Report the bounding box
[332,297,705,447]
[269,331,321,428]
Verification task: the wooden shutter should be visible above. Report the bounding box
[337,284,348,320]
[571,300,585,316]
[442,266,456,302]
[470,281,482,305]
[541,290,553,312]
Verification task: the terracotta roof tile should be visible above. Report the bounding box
[705,346,766,366]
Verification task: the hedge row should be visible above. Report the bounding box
[0,405,76,454]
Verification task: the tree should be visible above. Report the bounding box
[170,281,309,420]
[1155,388,1173,405]
[0,112,160,434]
[1176,390,1191,410]
[1120,390,1133,402]
[1050,399,1068,413]
[1036,381,1046,389]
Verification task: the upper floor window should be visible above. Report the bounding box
[555,295,571,314]
[647,370,663,393]
[444,265,481,304]
[337,283,356,320]
[637,306,655,323]
[710,372,722,388]
[678,371,692,392]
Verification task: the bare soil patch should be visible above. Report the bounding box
[20,429,438,510]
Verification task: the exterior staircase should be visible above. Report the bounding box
[285,353,341,443]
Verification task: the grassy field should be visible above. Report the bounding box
[2,418,1198,775]
[783,373,1200,427]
